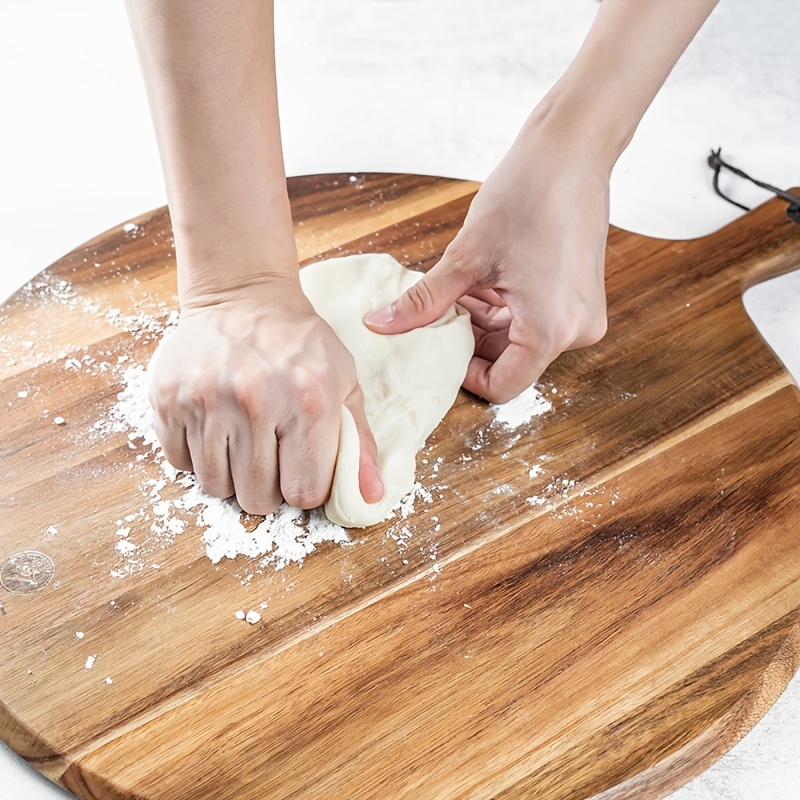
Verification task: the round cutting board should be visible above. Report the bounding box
[1,174,800,800]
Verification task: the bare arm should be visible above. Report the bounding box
[126,0,383,513]
[532,0,719,161]
[125,0,296,304]
[366,0,720,402]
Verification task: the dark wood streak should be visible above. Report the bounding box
[495,611,800,800]
[302,192,475,272]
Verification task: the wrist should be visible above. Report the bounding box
[178,260,305,313]
[172,196,301,309]
[178,256,301,311]
[521,77,636,174]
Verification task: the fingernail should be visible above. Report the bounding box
[364,303,395,326]
[361,471,385,504]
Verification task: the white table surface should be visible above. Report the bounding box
[1,1,798,797]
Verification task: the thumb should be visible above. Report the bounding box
[364,255,476,334]
[343,387,385,505]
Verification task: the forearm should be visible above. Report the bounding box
[125,0,297,307]
[525,0,719,167]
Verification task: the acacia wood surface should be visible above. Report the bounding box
[1,173,799,799]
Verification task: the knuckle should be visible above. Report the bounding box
[550,323,579,355]
[402,279,436,315]
[197,474,232,500]
[527,314,580,357]
[442,241,472,274]
[180,374,219,414]
[149,378,181,419]
[292,372,329,418]
[444,235,494,285]
[231,371,267,421]
[490,385,519,405]
[162,446,193,474]
[550,307,607,352]
[282,483,328,510]
[237,492,281,517]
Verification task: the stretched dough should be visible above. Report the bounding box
[299,254,473,528]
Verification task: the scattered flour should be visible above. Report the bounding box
[108,360,354,571]
[182,485,350,570]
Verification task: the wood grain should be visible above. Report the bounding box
[1,173,799,800]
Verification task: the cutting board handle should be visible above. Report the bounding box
[711,190,800,294]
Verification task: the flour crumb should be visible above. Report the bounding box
[116,539,137,556]
[84,655,96,670]
[245,610,261,625]
[388,481,434,521]
[234,610,246,621]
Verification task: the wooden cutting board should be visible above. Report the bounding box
[1,173,800,800]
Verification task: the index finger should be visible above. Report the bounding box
[462,342,552,404]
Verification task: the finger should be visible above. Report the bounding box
[152,414,193,472]
[458,295,513,332]
[463,343,551,404]
[473,327,511,363]
[344,386,384,505]
[149,383,194,471]
[461,287,505,307]
[277,402,340,510]
[363,252,477,335]
[185,417,235,499]
[230,425,282,516]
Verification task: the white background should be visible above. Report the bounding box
[1,1,798,798]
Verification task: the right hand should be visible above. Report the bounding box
[148,276,384,516]
[365,120,610,404]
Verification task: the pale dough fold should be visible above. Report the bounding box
[299,254,473,528]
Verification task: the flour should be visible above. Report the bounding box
[490,385,552,429]
[179,484,350,570]
[390,481,434,520]
[1,272,175,374]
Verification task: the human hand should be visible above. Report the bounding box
[149,277,384,515]
[364,121,610,404]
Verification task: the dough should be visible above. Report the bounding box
[299,254,473,527]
